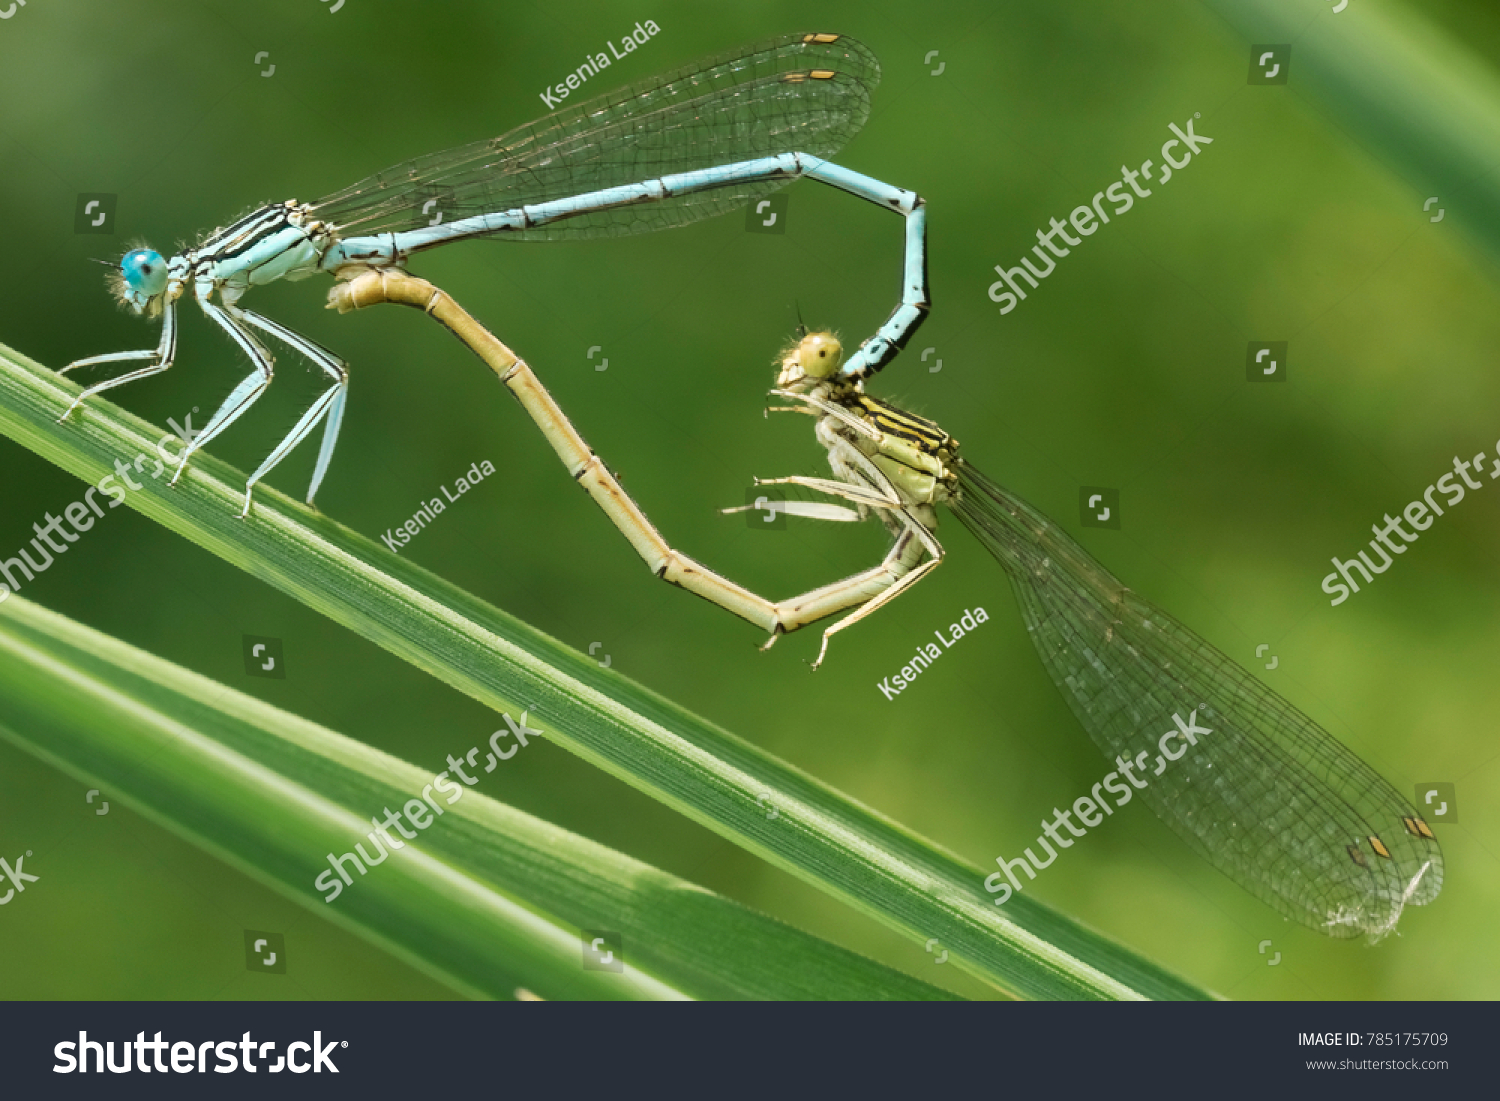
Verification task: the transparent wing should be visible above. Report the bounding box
[310,32,878,241]
[952,461,1442,939]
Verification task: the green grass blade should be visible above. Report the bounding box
[1202,0,1500,260]
[0,592,954,1001]
[0,342,1214,1000]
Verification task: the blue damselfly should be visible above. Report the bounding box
[60,33,926,516]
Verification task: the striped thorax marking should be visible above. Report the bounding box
[855,395,954,453]
[813,387,959,508]
[194,199,331,291]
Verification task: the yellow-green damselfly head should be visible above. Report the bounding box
[777,330,843,388]
[107,247,169,317]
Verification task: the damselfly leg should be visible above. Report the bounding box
[229,307,349,514]
[57,297,180,421]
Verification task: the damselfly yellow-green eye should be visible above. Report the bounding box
[795,331,844,377]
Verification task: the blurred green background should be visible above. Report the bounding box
[2,0,1497,1000]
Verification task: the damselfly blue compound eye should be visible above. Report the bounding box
[120,249,167,299]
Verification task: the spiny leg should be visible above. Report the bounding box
[58,299,180,421]
[776,525,931,662]
[170,287,275,488]
[733,421,947,660]
[715,454,947,660]
[752,467,946,665]
[756,526,925,653]
[720,498,864,523]
[812,552,943,669]
[750,473,895,512]
[757,397,890,520]
[231,305,350,515]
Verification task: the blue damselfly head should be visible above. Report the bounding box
[777,330,843,387]
[108,248,168,316]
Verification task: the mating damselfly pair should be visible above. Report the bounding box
[59,31,1440,940]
